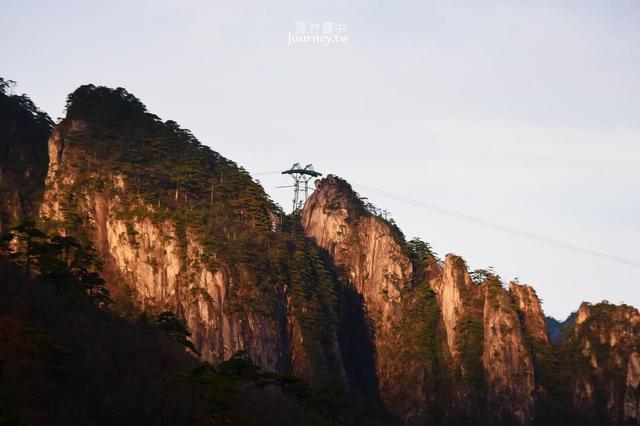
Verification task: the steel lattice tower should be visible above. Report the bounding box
[281,163,322,212]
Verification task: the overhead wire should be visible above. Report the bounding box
[349,181,640,269]
[253,167,640,268]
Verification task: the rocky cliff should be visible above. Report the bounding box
[510,282,549,345]
[38,85,345,384]
[301,175,640,425]
[429,254,471,359]
[40,120,283,368]
[570,302,640,425]
[301,175,418,420]
[483,280,536,425]
[301,176,543,425]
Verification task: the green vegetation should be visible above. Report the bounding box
[457,273,492,396]
[400,281,450,423]
[392,238,450,424]
[0,77,53,233]
[3,81,636,425]
[405,238,438,270]
[59,85,280,313]
[558,302,640,426]
[287,238,340,378]
[0,222,363,425]
[470,267,498,285]
[52,85,347,381]
[156,310,200,355]
[182,352,358,425]
[456,311,485,390]
[0,230,199,424]
[531,341,576,425]
[507,290,576,424]
[4,221,111,307]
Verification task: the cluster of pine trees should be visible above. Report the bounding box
[0,78,52,234]
[2,221,110,307]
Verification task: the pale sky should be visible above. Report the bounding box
[3,0,639,319]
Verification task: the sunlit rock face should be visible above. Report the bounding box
[483,282,536,425]
[570,302,640,425]
[301,176,411,333]
[40,120,291,372]
[429,254,471,358]
[302,176,539,425]
[301,175,415,420]
[510,282,549,345]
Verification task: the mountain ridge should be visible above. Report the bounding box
[1,81,639,425]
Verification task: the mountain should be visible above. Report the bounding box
[42,84,362,384]
[545,312,577,342]
[1,82,639,425]
[0,82,368,425]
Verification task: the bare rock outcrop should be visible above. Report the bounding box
[430,254,472,358]
[483,282,536,425]
[301,176,416,420]
[510,282,549,344]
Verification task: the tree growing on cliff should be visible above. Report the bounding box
[9,221,47,278]
[2,224,111,307]
[470,267,499,285]
[156,311,200,355]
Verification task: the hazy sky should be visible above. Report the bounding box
[3,0,639,319]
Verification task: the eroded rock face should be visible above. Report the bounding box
[301,176,415,420]
[571,302,640,425]
[301,177,412,333]
[39,122,286,370]
[40,127,69,223]
[510,282,549,344]
[301,176,540,425]
[625,352,640,421]
[430,254,472,358]
[483,282,536,425]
